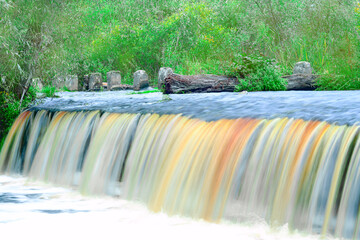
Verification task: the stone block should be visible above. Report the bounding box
[53,76,65,89]
[89,73,103,91]
[65,75,78,91]
[293,61,312,75]
[32,78,43,90]
[107,71,122,91]
[158,67,173,90]
[133,70,149,91]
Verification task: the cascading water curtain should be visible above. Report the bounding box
[0,110,359,239]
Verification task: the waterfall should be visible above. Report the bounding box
[1,110,359,238]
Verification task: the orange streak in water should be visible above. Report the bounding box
[204,119,260,221]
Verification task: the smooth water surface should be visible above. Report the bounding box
[31,90,360,125]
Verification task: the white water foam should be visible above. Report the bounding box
[0,175,336,240]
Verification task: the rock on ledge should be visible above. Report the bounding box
[293,61,312,75]
[65,75,78,91]
[133,70,149,91]
[158,67,173,90]
[89,73,102,91]
[283,74,318,90]
[283,61,318,90]
[107,71,122,91]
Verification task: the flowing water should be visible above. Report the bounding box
[1,90,360,239]
[0,175,325,240]
[31,90,360,124]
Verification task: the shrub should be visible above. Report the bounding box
[0,86,37,149]
[232,55,287,92]
[41,86,57,98]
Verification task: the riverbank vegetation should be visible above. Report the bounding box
[1,0,360,145]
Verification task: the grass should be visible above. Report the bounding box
[40,86,57,98]
[128,89,161,95]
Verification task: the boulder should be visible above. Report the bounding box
[158,67,173,90]
[107,71,122,91]
[283,74,318,90]
[133,70,149,91]
[293,61,312,75]
[53,76,65,89]
[65,75,78,91]
[89,73,103,91]
[32,78,43,90]
[164,74,239,94]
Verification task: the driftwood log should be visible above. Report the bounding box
[110,84,133,91]
[283,74,318,90]
[164,74,239,94]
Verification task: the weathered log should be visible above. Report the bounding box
[283,74,318,90]
[164,74,239,94]
[110,84,133,90]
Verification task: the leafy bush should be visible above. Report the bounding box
[232,56,287,92]
[0,87,37,149]
[41,86,57,98]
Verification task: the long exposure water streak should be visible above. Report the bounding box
[1,105,359,238]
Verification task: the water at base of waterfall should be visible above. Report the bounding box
[0,175,336,240]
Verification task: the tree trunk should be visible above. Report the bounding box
[164,74,239,94]
[18,63,34,109]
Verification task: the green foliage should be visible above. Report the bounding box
[40,86,57,98]
[128,89,161,95]
[232,55,287,91]
[61,86,72,92]
[316,73,360,91]
[1,0,360,94]
[0,86,37,149]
